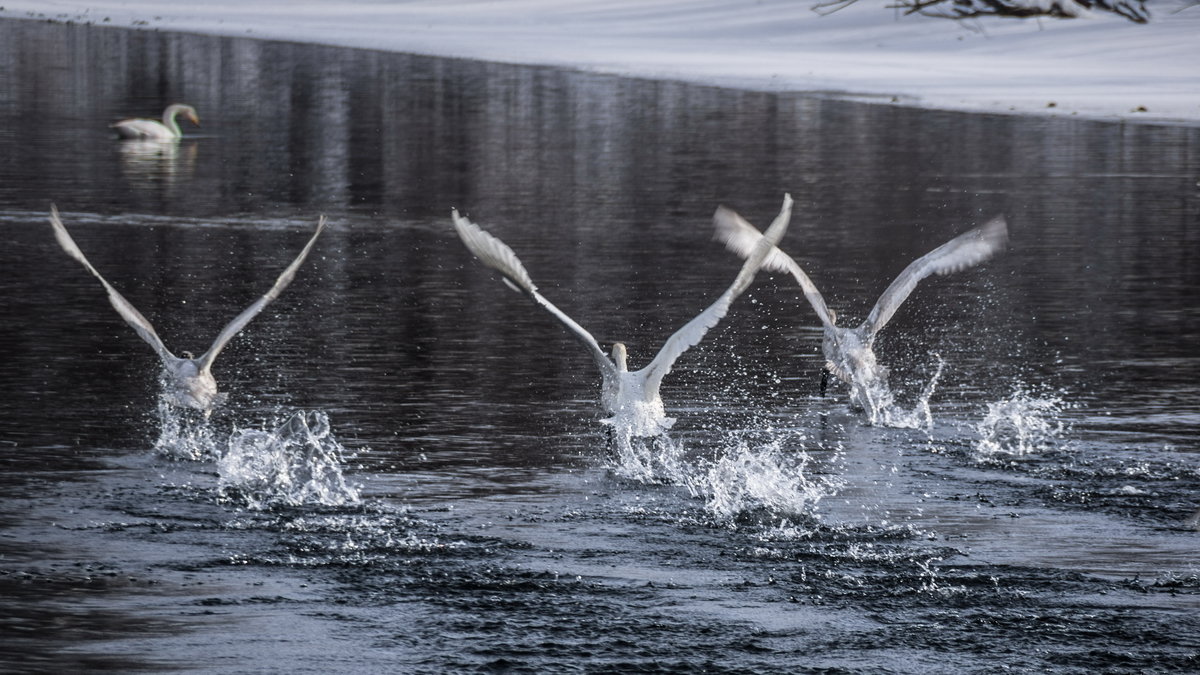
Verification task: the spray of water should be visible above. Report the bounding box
[152,397,224,460]
[685,436,840,522]
[974,386,1073,457]
[607,424,840,523]
[607,430,690,485]
[217,410,362,510]
[857,355,945,429]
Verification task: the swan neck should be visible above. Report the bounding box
[611,343,628,372]
[162,106,183,137]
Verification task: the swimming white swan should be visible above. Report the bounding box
[714,211,1008,414]
[452,195,792,437]
[49,206,325,416]
[111,104,200,141]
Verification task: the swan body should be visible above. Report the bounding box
[49,206,325,416]
[714,211,1008,414]
[452,195,792,437]
[163,358,221,412]
[603,342,674,437]
[112,104,200,140]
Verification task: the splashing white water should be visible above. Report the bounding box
[607,426,840,523]
[685,437,840,522]
[607,430,690,485]
[217,410,362,510]
[859,355,945,430]
[152,397,223,460]
[974,387,1073,456]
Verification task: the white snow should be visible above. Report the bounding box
[5,0,1198,123]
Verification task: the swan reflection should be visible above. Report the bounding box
[117,139,198,186]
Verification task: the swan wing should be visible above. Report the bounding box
[712,198,834,328]
[862,215,1008,337]
[49,205,176,362]
[198,216,326,369]
[451,209,615,378]
[642,194,793,398]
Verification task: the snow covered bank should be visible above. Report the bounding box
[4,0,1198,124]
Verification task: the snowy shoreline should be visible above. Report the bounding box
[4,0,1198,125]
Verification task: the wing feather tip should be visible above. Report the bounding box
[930,214,1010,277]
[450,209,538,295]
[712,196,795,275]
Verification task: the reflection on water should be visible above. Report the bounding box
[117,138,198,187]
[1,17,1199,674]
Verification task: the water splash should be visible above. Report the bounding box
[974,387,1073,457]
[859,355,945,429]
[152,397,223,460]
[601,399,675,440]
[607,430,689,485]
[607,425,840,523]
[914,554,967,597]
[685,437,840,522]
[217,410,362,510]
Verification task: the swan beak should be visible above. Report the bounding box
[188,112,201,127]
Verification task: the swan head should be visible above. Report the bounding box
[828,308,838,326]
[182,350,196,360]
[611,342,628,372]
[167,104,200,127]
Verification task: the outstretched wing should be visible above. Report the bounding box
[712,202,835,328]
[198,216,326,369]
[862,215,1008,337]
[451,209,615,379]
[49,205,176,363]
[641,194,793,399]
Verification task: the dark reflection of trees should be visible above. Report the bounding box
[4,19,1196,227]
[2,17,1198,436]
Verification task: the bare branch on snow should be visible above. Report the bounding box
[813,0,1151,23]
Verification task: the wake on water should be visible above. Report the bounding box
[148,358,1067,525]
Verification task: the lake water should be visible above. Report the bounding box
[1,17,1198,673]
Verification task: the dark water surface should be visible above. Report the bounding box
[2,18,1198,673]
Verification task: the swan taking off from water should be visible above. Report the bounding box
[49,207,325,416]
[111,104,200,140]
[452,195,792,437]
[714,211,1008,415]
